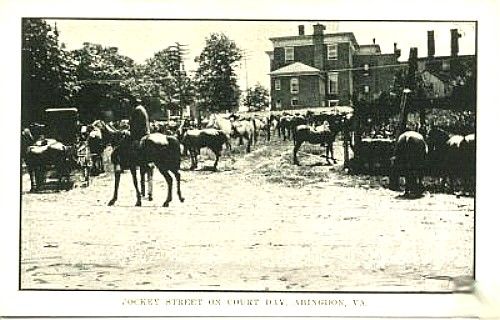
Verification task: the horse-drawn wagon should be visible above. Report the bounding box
[23,107,92,191]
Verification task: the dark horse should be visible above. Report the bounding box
[180,128,229,170]
[23,136,75,192]
[426,127,475,193]
[108,106,185,207]
[292,114,344,166]
[391,130,428,197]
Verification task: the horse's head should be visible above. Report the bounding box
[107,129,131,148]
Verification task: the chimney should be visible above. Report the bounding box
[313,23,325,35]
[298,25,305,36]
[451,28,460,56]
[313,23,325,70]
[372,38,376,44]
[427,30,435,58]
[394,43,401,58]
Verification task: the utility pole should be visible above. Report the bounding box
[389,47,417,191]
[240,49,252,111]
[167,43,189,118]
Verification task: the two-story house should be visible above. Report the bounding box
[268,23,402,110]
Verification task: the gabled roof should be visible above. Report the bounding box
[269,62,321,76]
[422,70,455,83]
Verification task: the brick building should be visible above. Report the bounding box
[416,29,476,105]
[267,23,402,110]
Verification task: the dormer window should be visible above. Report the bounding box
[285,47,294,61]
[327,44,338,60]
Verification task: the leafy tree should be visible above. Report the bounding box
[242,84,270,112]
[140,47,195,117]
[449,58,476,111]
[22,19,79,125]
[194,33,242,114]
[72,43,135,121]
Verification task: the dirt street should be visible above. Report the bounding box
[20,136,474,291]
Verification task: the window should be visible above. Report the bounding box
[363,64,370,76]
[327,44,338,60]
[276,100,282,109]
[442,60,450,71]
[275,79,281,91]
[291,98,299,106]
[290,78,299,94]
[328,100,339,107]
[364,85,370,93]
[328,72,338,94]
[285,47,294,61]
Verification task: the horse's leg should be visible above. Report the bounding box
[108,165,121,206]
[293,141,303,165]
[213,148,220,170]
[158,167,173,207]
[146,165,153,201]
[140,166,146,197]
[325,143,331,165]
[330,142,337,164]
[27,164,37,192]
[35,165,44,190]
[189,148,197,170]
[130,166,142,207]
[173,170,185,203]
[406,171,416,196]
[246,135,251,153]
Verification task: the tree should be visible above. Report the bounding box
[242,84,270,111]
[22,19,79,125]
[140,46,195,117]
[72,43,135,121]
[194,33,242,114]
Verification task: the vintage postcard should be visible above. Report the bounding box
[1,0,499,318]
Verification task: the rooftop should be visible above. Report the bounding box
[269,62,321,76]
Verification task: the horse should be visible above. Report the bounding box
[252,116,270,142]
[206,114,232,150]
[279,114,292,141]
[231,118,255,153]
[293,119,340,166]
[24,138,76,192]
[391,130,428,197]
[289,114,307,141]
[180,128,229,170]
[108,106,185,207]
[426,127,475,194]
[269,114,280,137]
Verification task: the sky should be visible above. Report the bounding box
[46,19,476,91]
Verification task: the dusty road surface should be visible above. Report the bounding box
[20,136,474,291]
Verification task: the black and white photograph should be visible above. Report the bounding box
[18,18,477,292]
[3,0,500,317]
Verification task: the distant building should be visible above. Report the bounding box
[417,29,476,104]
[267,23,402,110]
